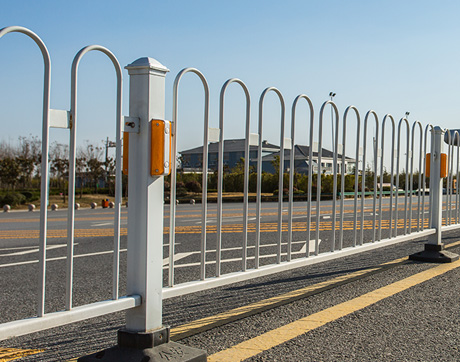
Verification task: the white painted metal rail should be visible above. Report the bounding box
[165,66,460,298]
[0,26,138,341]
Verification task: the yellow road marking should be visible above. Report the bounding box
[171,241,460,339]
[170,256,408,340]
[208,257,460,362]
[0,348,44,361]
[0,204,441,223]
[0,218,442,239]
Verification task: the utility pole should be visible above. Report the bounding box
[105,136,116,181]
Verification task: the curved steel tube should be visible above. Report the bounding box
[69,45,123,308]
[409,121,423,232]
[395,118,410,236]
[171,68,210,283]
[361,111,378,244]
[217,79,250,275]
[378,115,396,241]
[0,26,51,317]
[455,131,460,224]
[341,106,361,248]
[317,101,339,254]
[290,95,314,259]
[256,87,285,267]
[446,129,455,225]
[421,124,433,230]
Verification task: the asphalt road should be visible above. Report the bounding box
[0,197,459,361]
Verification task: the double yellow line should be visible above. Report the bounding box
[0,218,441,240]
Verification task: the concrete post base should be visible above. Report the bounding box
[77,327,207,362]
[409,243,459,263]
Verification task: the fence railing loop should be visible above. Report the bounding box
[69,45,123,308]
[217,78,251,275]
[409,121,423,232]
[362,110,379,243]
[290,95,314,258]
[379,114,396,240]
[395,117,411,236]
[0,25,51,318]
[422,124,434,229]
[341,106,361,248]
[316,101,339,254]
[256,87,285,267]
[171,68,210,283]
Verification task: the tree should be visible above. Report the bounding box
[0,157,20,190]
[17,136,40,188]
[79,142,104,193]
[49,142,69,192]
[86,157,104,193]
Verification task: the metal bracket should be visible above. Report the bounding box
[284,137,292,150]
[249,133,259,146]
[124,116,140,133]
[208,127,220,143]
[49,109,71,129]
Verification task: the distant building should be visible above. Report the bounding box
[180,140,356,175]
[261,145,356,175]
[180,139,279,172]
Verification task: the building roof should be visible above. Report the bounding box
[180,139,279,155]
[261,145,356,162]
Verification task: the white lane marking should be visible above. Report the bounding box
[165,240,321,270]
[92,222,113,227]
[162,239,322,270]
[162,252,194,266]
[0,243,75,257]
[0,248,127,268]
[0,246,38,251]
[204,240,306,254]
[196,219,217,224]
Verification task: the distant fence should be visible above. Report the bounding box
[1,25,460,350]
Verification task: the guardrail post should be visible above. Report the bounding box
[79,57,206,361]
[410,126,459,263]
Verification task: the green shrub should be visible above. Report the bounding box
[21,191,33,200]
[177,187,188,197]
[185,180,202,193]
[1,193,26,207]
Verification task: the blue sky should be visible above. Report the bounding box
[1,0,460,164]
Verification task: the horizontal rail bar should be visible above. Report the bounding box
[0,295,141,341]
[162,229,435,299]
[440,223,460,233]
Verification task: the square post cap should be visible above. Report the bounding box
[125,57,169,76]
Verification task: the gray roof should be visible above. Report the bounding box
[262,145,356,162]
[180,139,279,155]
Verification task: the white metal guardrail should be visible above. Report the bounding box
[1,25,460,346]
[164,68,460,298]
[0,26,140,340]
